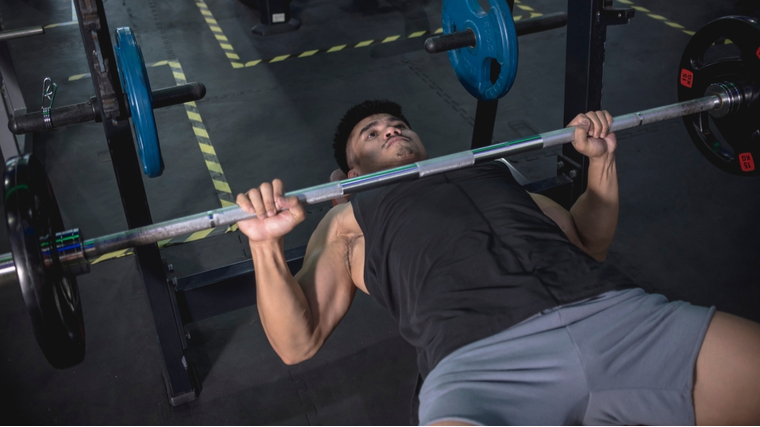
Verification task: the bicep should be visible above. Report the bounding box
[529,192,590,255]
[294,206,357,346]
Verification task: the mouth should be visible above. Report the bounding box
[384,136,409,148]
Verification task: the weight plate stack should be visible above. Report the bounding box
[4,154,85,368]
[678,15,760,176]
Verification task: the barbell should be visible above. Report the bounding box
[1,15,758,369]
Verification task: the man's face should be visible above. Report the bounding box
[346,113,428,177]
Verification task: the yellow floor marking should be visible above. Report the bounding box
[186,229,215,242]
[194,127,210,138]
[205,160,223,173]
[213,180,232,193]
[355,40,374,48]
[270,54,291,62]
[327,45,347,52]
[383,35,401,43]
[199,143,216,155]
[298,50,319,57]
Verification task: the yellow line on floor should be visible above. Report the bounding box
[194,0,244,68]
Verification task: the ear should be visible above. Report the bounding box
[347,169,359,178]
[330,169,348,182]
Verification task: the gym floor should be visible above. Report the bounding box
[1,0,759,424]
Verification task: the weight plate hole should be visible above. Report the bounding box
[705,38,741,63]
[707,114,736,161]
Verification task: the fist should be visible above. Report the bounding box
[236,179,306,242]
[568,110,616,159]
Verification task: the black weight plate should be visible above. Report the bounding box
[4,154,85,368]
[677,15,760,176]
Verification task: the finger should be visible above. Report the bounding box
[274,194,305,224]
[603,110,613,136]
[568,113,587,127]
[236,192,254,214]
[272,179,285,209]
[586,111,603,139]
[247,188,266,219]
[573,122,589,149]
[595,111,609,137]
[259,182,276,218]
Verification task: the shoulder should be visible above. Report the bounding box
[310,202,361,247]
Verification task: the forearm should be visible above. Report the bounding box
[569,152,619,261]
[250,238,316,364]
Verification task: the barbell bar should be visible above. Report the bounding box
[0,83,743,287]
[424,12,568,54]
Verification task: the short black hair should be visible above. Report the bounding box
[332,100,411,174]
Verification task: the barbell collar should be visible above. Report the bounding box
[8,83,207,134]
[425,12,568,54]
[0,91,738,285]
[706,82,744,118]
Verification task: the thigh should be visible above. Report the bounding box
[418,325,589,426]
[564,292,714,425]
[694,311,760,425]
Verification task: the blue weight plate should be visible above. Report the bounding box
[677,16,760,176]
[442,0,518,101]
[114,27,164,177]
[4,154,85,368]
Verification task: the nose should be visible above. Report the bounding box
[384,125,401,139]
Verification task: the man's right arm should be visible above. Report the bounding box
[238,182,356,365]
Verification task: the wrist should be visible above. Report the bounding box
[249,237,284,253]
[588,150,615,164]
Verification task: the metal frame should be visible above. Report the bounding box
[561,0,634,206]
[0,40,30,160]
[72,0,197,406]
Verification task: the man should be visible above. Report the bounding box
[236,100,760,425]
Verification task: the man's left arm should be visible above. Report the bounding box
[530,111,618,262]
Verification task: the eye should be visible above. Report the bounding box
[367,131,377,139]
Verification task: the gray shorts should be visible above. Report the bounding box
[418,288,715,426]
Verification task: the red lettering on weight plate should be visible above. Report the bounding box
[739,152,755,172]
[680,69,694,88]
[756,46,760,59]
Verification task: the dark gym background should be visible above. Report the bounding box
[1,0,759,424]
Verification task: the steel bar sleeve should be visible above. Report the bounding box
[0,26,44,42]
[8,83,207,134]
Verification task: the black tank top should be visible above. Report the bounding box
[350,161,635,378]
